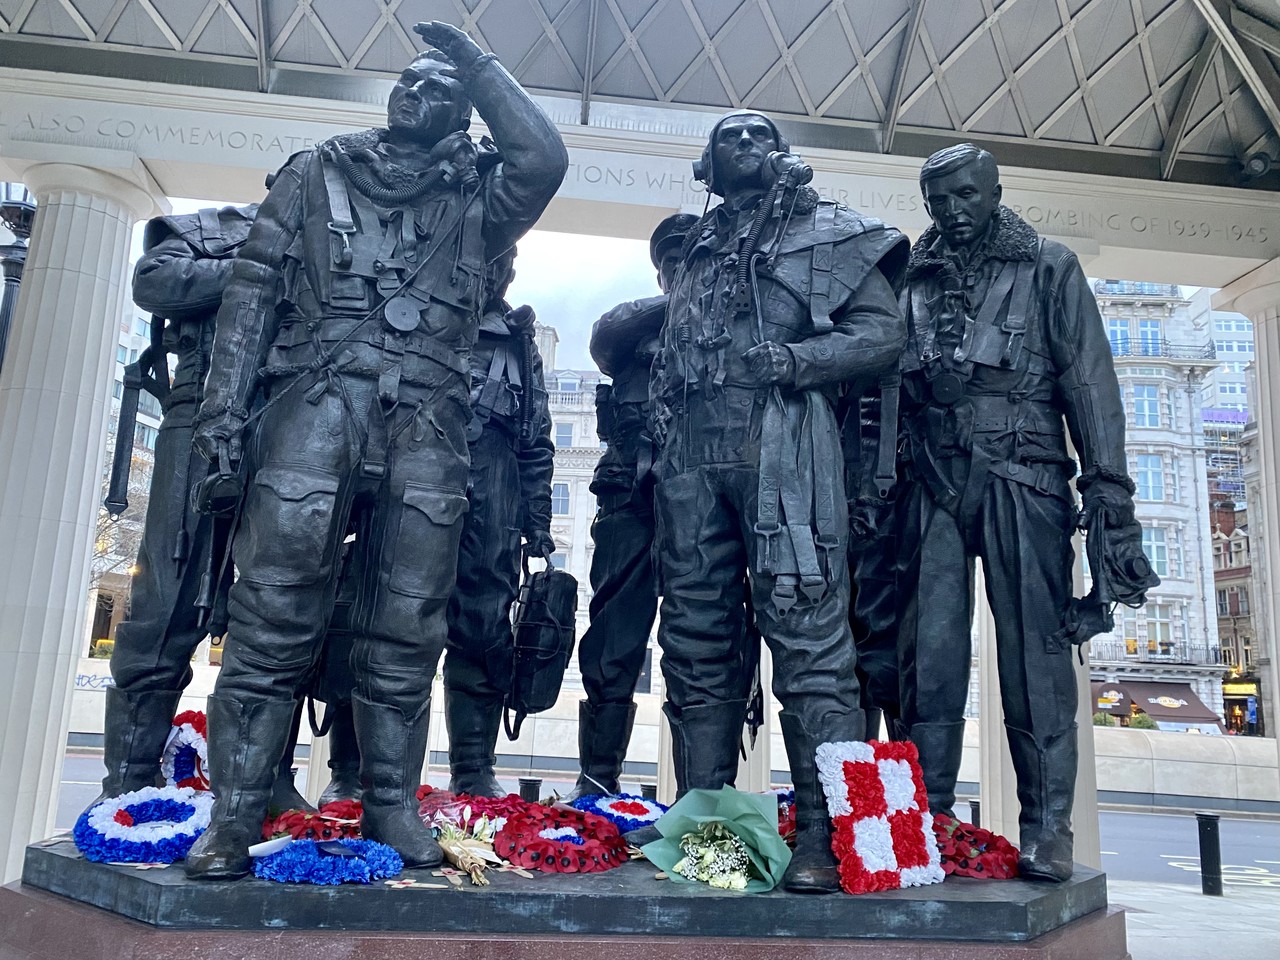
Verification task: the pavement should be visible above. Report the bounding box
[1109,879,1280,960]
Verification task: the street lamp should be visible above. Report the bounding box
[0,183,37,372]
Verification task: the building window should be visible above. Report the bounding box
[1107,319,1130,353]
[1135,454,1164,500]
[1147,603,1173,655]
[137,425,159,451]
[1138,319,1162,355]
[551,482,570,516]
[1119,607,1140,655]
[116,345,128,365]
[1217,588,1230,616]
[1132,385,1160,427]
[557,379,578,392]
[112,380,123,400]
[134,316,150,338]
[554,422,573,449]
[1142,527,1168,578]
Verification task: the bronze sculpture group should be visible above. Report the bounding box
[93,20,1153,898]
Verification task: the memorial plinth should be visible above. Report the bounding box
[0,841,1129,959]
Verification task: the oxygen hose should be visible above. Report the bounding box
[519,329,536,444]
[332,146,450,206]
[732,180,781,312]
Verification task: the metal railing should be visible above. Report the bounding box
[1089,638,1222,665]
[1109,337,1216,360]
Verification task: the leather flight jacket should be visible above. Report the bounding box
[466,305,555,539]
[899,206,1132,542]
[197,54,568,437]
[134,205,259,415]
[652,189,908,613]
[589,295,666,500]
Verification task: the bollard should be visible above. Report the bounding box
[969,799,981,829]
[1196,811,1223,896]
[518,777,542,803]
[640,782,657,801]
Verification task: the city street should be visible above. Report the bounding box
[54,751,1279,888]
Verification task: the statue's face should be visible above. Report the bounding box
[922,160,1002,249]
[710,114,778,196]
[387,59,467,146]
[657,248,682,294]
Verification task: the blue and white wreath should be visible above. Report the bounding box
[73,785,213,863]
[567,794,669,834]
[253,839,403,884]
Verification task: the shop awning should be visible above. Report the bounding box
[1123,681,1223,723]
[1092,682,1131,715]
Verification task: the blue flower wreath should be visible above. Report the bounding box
[73,785,213,864]
[568,794,669,834]
[253,839,403,884]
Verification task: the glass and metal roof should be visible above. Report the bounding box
[1,0,1277,189]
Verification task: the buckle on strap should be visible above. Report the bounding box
[753,520,781,574]
[327,221,355,269]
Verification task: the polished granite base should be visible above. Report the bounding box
[14,839,1115,945]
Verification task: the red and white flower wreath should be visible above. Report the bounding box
[160,710,208,791]
[815,739,945,895]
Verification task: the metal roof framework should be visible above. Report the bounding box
[1,0,1278,190]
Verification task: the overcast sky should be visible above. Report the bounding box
[137,199,657,375]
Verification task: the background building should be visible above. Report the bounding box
[1087,281,1224,731]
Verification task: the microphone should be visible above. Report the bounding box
[765,151,813,186]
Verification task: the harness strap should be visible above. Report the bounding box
[198,207,226,257]
[809,203,836,335]
[475,342,509,422]
[874,372,900,499]
[322,153,357,269]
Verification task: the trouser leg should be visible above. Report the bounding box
[443,430,520,797]
[188,384,360,879]
[568,495,656,799]
[850,522,902,737]
[578,497,659,704]
[732,465,862,894]
[350,395,469,862]
[895,483,973,817]
[979,477,1079,881]
[101,415,213,806]
[653,468,751,796]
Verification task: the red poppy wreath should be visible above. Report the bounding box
[493,805,628,874]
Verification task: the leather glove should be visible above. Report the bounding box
[523,529,555,561]
[193,410,247,468]
[743,341,796,386]
[413,21,485,71]
[1078,478,1137,530]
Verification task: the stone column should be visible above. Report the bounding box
[0,164,160,882]
[1214,258,1280,775]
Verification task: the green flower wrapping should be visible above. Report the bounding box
[642,786,792,893]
